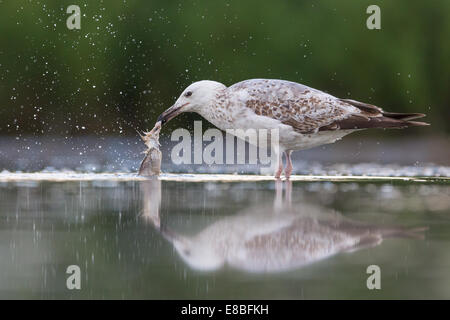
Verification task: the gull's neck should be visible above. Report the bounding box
[195,89,228,124]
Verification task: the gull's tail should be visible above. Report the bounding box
[328,98,430,130]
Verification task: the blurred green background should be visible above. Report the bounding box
[0,0,448,136]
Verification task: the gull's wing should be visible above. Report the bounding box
[229,217,360,272]
[232,216,426,272]
[227,79,427,133]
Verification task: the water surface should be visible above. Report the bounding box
[0,178,449,299]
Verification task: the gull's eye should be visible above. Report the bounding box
[184,91,192,97]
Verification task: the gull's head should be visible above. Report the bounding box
[157,80,226,125]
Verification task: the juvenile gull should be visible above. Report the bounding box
[158,79,428,178]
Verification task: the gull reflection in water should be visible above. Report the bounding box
[139,180,426,273]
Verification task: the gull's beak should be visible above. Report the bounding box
[157,102,189,125]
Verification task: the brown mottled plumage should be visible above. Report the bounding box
[228,79,428,134]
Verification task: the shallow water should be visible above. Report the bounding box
[2,135,449,176]
[0,177,449,299]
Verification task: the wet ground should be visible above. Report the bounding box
[0,136,449,299]
[1,135,449,176]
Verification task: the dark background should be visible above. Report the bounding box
[0,0,449,137]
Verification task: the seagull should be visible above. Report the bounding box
[158,79,428,178]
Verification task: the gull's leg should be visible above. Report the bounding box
[285,150,293,179]
[274,152,283,179]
